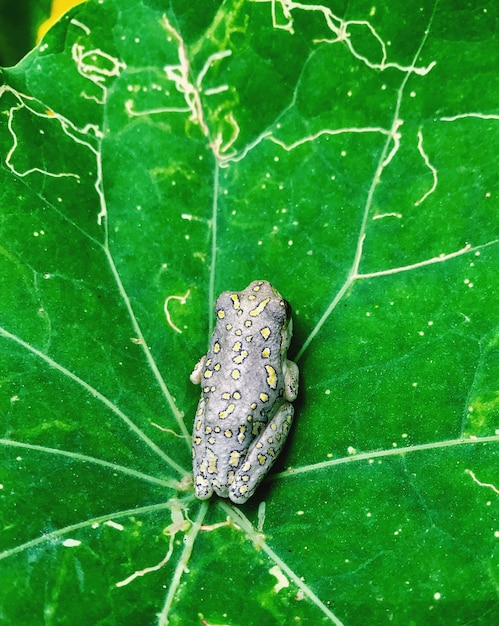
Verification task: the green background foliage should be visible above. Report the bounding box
[0,0,51,66]
[1,0,498,624]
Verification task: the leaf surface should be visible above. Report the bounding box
[1,1,498,624]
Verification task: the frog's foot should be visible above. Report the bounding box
[194,473,214,500]
[229,403,294,504]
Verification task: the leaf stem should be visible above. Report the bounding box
[157,501,209,626]
[274,434,499,479]
[0,438,177,488]
[208,160,220,334]
[0,326,189,476]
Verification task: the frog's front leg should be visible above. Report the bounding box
[229,402,295,504]
[283,358,299,402]
[189,355,206,385]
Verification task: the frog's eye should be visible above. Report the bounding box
[272,298,291,326]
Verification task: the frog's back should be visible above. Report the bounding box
[191,280,297,502]
[200,280,290,434]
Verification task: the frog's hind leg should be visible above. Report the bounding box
[193,447,216,500]
[229,403,294,504]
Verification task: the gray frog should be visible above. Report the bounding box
[190,280,299,504]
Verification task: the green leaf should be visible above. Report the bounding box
[1,0,498,624]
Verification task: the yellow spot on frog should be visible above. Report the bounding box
[229,450,241,467]
[265,365,277,389]
[250,297,270,317]
[207,449,218,474]
[196,475,209,487]
[231,294,241,309]
[217,309,226,319]
[219,404,235,419]
[252,422,262,436]
[237,425,247,443]
[260,327,271,340]
[233,350,248,364]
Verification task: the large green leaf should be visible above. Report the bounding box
[1,0,498,624]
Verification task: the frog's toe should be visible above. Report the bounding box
[194,476,213,500]
[228,486,252,505]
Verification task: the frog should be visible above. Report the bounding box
[190,280,299,504]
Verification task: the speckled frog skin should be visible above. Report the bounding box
[190,280,299,504]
